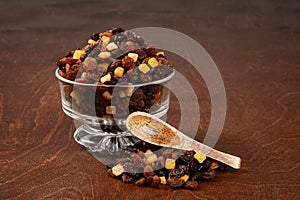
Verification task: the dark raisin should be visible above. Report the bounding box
[157,169,168,177]
[114,34,127,42]
[147,85,162,94]
[193,169,215,181]
[133,49,148,61]
[91,32,100,41]
[154,65,167,78]
[131,89,145,102]
[198,159,212,172]
[136,36,145,45]
[145,47,157,57]
[167,178,185,188]
[111,27,125,35]
[122,173,135,183]
[176,151,195,165]
[107,59,122,73]
[168,165,189,179]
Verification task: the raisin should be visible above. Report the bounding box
[123,161,136,174]
[145,47,157,57]
[111,27,125,35]
[193,169,215,181]
[122,56,135,70]
[168,165,189,179]
[136,37,145,46]
[157,168,168,177]
[107,59,122,73]
[130,153,146,168]
[122,173,135,183]
[176,151,195,165]
[135,177,146,186]
[133,49,148,61]
[91,32,100,41]
[184,180,199,189]
[146,175,160,187]
[131,89,145,102]
[147,85,162,94]
[115,34,127,42]
[139,73,153,83]
[198,159,212,172]
[125,41,137,51]
[167,178,184,188]
[56,57,76,68]
[158,57,169,65]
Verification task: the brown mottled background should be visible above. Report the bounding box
[0,0,299,199]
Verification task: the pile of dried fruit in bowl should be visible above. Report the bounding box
[56,27,173,84]
[55,28,174,118]
[106,141,231,189]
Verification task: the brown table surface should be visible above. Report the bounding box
[1,0,299,199]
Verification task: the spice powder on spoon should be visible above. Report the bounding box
[130,115,180,145]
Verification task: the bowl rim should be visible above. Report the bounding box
[55,68,175,87]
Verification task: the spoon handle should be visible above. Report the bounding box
[180,136,241,169]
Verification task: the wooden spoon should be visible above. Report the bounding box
[126,111,241,169]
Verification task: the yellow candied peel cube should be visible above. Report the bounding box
[112,164,124,176]
[160,176,167,184]
[73,50,85,60]
[194,151,206,163]
[99,63,109,70]
[180,175,189,182]
[118,90,126,98]
[114,67,124,78]
[100,74,111,83]
[102,91,112,100]
[106,106,116,115]
[125,84,134,96]
[144,149,158,163]
[101,35,110,44]
[106,42,118,51]
[128,53,139,62]
[88,39,96,45]
[98,51,111,59]
[148,57,159,67]
[138,63,150,74]
[165,158,176,169]
[70,91,81,104]
[81,72,87,78]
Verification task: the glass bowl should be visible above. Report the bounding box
[55,68,174,153]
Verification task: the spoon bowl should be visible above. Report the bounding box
[126,111,241,169]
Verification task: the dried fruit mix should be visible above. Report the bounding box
[56,28,174,119]
[106,141,231,189]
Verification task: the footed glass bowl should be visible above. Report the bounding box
[55,69,174,154]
